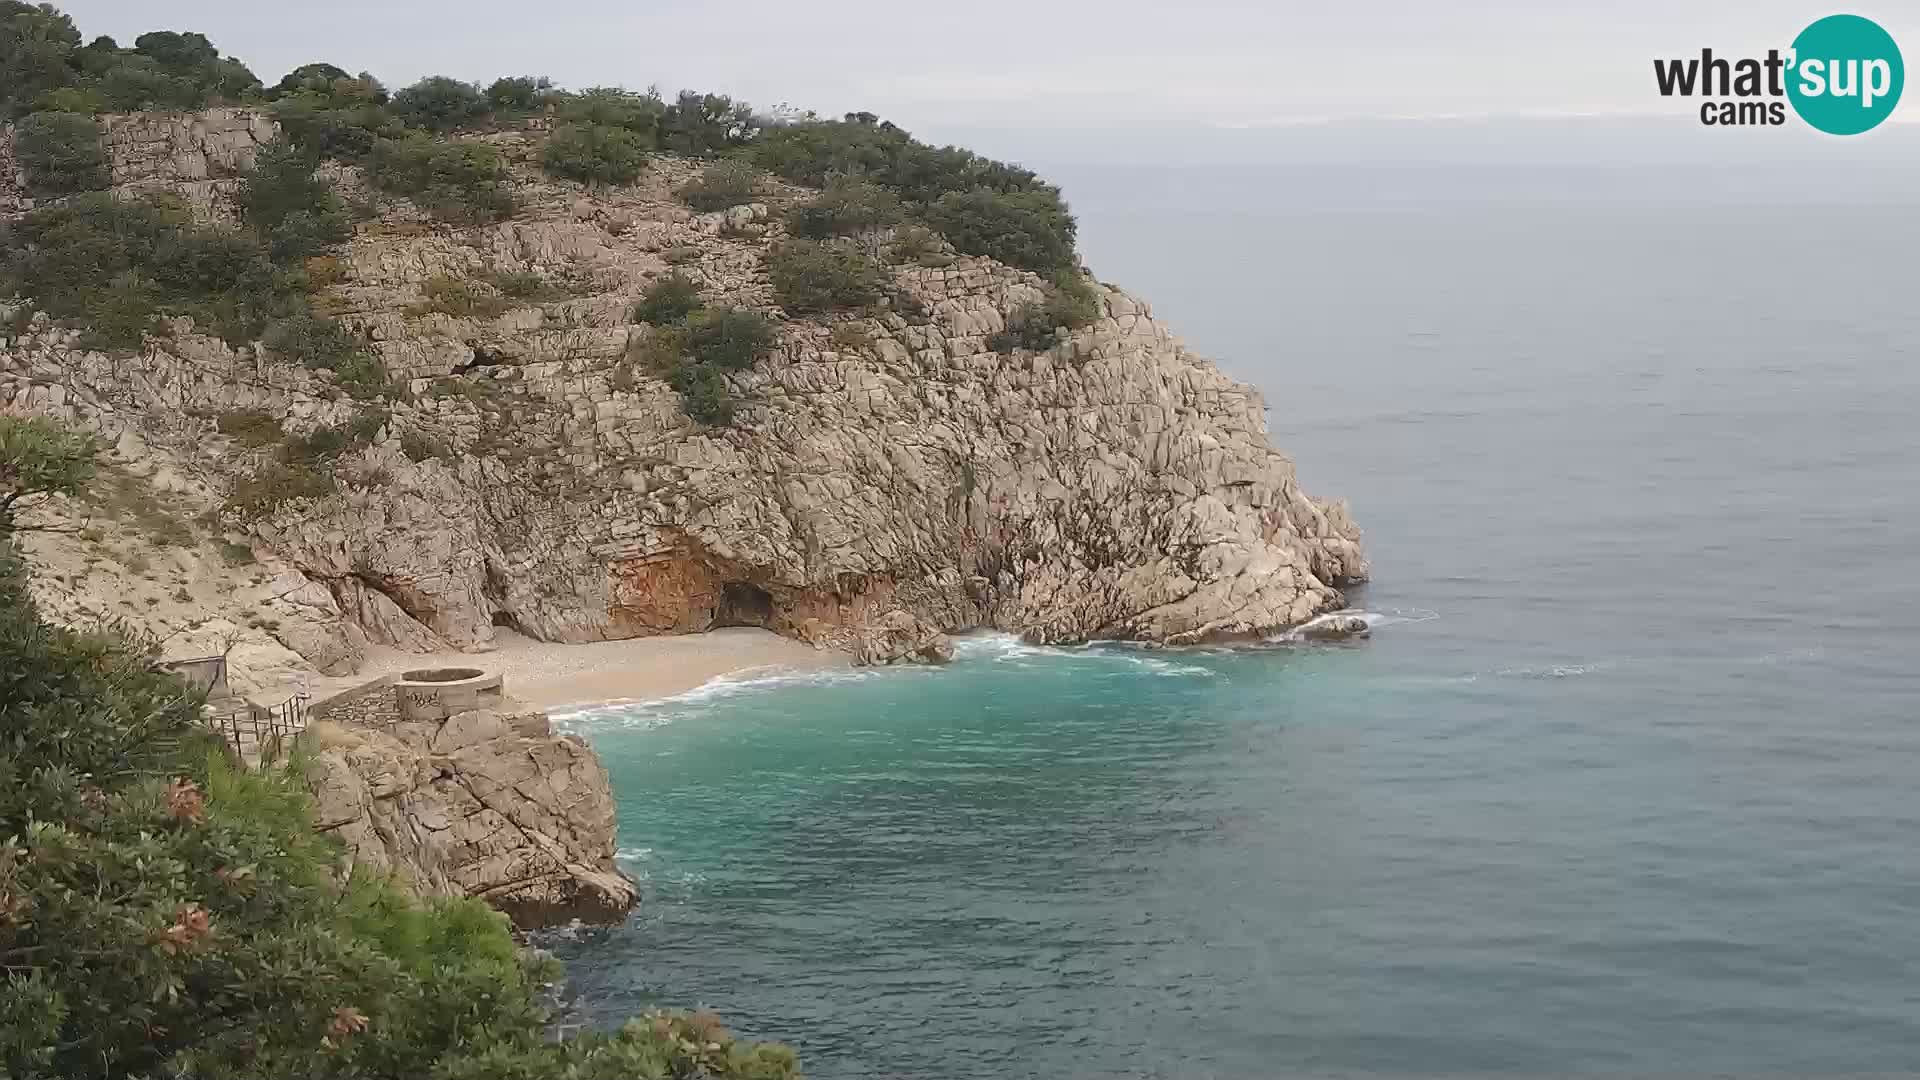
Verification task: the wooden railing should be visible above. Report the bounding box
[204,692,310,763]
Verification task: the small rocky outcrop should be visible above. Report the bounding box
[1292,612,1372,641]
[303,707,637,928]
[851,609,955,665]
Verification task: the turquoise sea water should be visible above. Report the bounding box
[551,162,1920,1076]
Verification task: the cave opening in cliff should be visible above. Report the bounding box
[715,582,774,628]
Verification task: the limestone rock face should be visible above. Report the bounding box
[302,709,637,928]
[0,111,1368,682]
[852,609,955,666]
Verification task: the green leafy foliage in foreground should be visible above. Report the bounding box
[0,421,802,1079]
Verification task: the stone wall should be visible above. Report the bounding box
[309,675,399,727]
[100,108,278,223]
[0,124,23,216]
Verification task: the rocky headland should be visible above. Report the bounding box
[2,108,1366,693]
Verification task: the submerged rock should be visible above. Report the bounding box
[1293,613,1373,641]
[852,609,955,666]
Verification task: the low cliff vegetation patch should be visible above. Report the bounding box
[625,274,776,425]
[1,193,300,350]
[768,237,887,313]
[12,110,106,197]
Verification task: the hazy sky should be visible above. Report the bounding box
[52,0,1920,136]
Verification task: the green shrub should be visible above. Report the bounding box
[485,269,567,302]
[14,110,106,197]
[752,114,1051,201]
[268,62,353,97]
[787,178,903,238]
[1045,269,1101,329]
[214,408,283,447]
[630,273,702,326]
[924,187,1078,273]
[399,431,450,462]
[224,458,335,513]
[391,75,486,131]
[344,408,387,444]
[331,350,389,399]
[830,322,873,354]
[410,274,512,319]
[670,361,733,425]
[436,1011,799,1080]
[263,312,360,367]
[676,159,762,212]
[659,89,757,156]
[628,325,688,373]
[889,223,950,265]
[280,424,352,465]
[238,139,351,261]
[78,270,166,350]
[0,4,84,119]
[750,115,1080,271]
[541,122,648,186]
[994,275,1099,345]
[485,74,552,116]
[259,314,387,397]
[365,135,514,223]
[552,87,663,140]
[768,238,885,313]
[685,306,775,370]
[2,15,260,120]
[990,272,1101,353]
[272,76,404,160]
[0,194,307,351]
[218,539,255,564]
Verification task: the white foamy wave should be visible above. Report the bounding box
[1261,606,1441,643]
[1367,607,1441,627]
[1493,663,1604,679]
[950,631,1044,661]
[951,633,1216,676]
[552,665,882,731]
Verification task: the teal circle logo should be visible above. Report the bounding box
[1787,14,1904,134]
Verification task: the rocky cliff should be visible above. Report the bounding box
[303,702,637,928]
[1,109,1366,691]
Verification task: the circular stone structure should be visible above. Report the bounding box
[394,667,505,722]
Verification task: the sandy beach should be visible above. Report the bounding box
[305,627,843,711]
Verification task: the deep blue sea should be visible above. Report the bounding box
[551,154,1920,1077]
